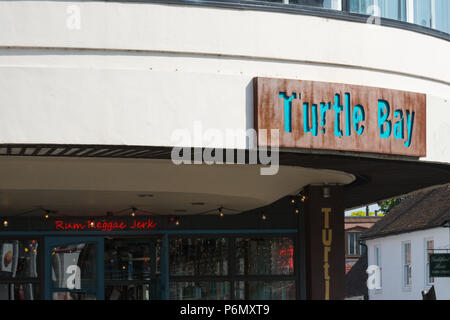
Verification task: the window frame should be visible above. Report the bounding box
[374,245,382,290]
[424,238,434,286]
[401,241,412,288]
[347,232,363,256]
[167,234,298,300]
[0,236,44,300]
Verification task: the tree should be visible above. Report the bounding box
[349,211,385,217]
[379,198,402,214]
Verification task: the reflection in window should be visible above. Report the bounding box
[236,238,294,275]
[0,240,38,278]
[414,0,432,28]
[380,0,406,21]
[288,0,340,9]
[234,281,296,300]
[51,243,96,290]
[349,0,406,21]
[434,0,450,34]
[0,240,39,300]
[106,284,152,300]
[0,283,39,300]
[52,291,97,300]
[289,0,324,7]
[170,282,230,300]
[170,238,228,276]
[103,239,161,300]
[104,239,159,280]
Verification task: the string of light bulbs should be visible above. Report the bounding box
[1,194,307,229]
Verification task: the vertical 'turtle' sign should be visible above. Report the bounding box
[322,208,332,300]
[304,186,345,300]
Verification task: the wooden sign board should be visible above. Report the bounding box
[254,77,426,157]
[430,254,450,277]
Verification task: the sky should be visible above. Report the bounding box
[345,203,381,216]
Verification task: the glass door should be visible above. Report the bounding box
[44,237,104,300]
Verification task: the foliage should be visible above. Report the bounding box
[349,211,384,217]
[379,198,402,214]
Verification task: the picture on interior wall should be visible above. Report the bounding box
[1,243,13,273]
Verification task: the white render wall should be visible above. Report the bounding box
[367,228,450,300]
[0,1,448,161]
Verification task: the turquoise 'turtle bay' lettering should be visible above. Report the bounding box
[279,92,297,133]
[405,110,415,148]
[333,94,343,138]
[378,100,392,138]
[345,93,352,136]
[320,102,331,134]
[394,110,404,140]
[303,103,318,136]
[352,105,365,135]
[277,91,416,148]
[378,102,415,147]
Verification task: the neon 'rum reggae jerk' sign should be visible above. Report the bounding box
[254,78,426,157]
[54,218,158,231]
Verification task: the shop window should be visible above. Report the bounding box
[235,237,294,275]
[0,283,40,300]
[104,238,161,300]
[104,239,160,280]
[169,235,297,300]
[234,281,296,300]
[0,239,40,300]
[169,281,230,300]
[169,238,228,276]
[51,243,97,290]
[0,240,38,278]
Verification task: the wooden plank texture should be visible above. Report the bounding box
[254,77,426,157]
